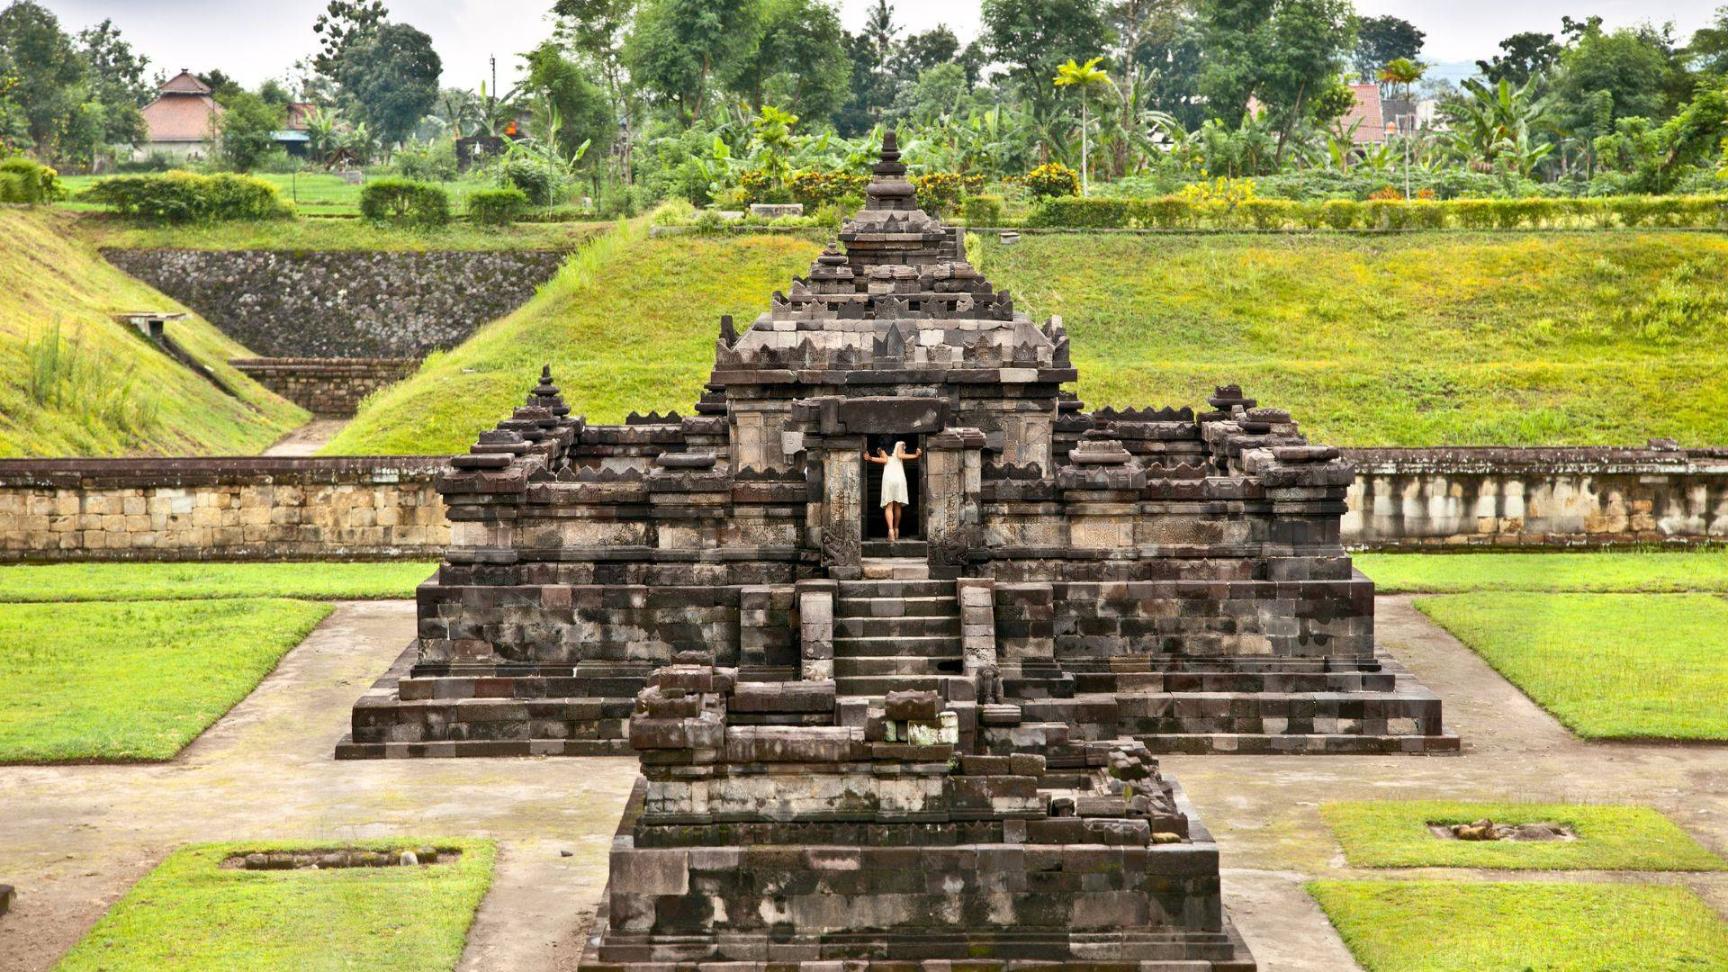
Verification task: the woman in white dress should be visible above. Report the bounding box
[865,440,922,541]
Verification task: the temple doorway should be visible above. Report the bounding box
[862,433,922,541]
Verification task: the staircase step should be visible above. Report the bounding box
[834,634,962,657]
[861,540,929,559]
[835,656,966,677]
[837,580,954,598]
[836,595,957,619]
[860,558,932,580]
[834,615,961,639]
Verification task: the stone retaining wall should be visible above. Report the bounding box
[4,447,1727,562]
[0,457,447,562]
[103,249,567,358]
[1341,445,1728,548]
[231,357,418,416]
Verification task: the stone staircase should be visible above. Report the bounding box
[833,558,966,698]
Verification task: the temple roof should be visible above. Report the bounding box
[716,130,1067,379]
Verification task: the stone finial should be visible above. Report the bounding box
[863,127,918,212]
[527,364,571,418]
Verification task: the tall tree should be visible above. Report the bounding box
[727,0,850,120]
[1197,0,1355,158]
[1054,56,1112,192]
[836,0,899,135]
[217,89,285,170]
[625,0,758,121]
[553,0,639,180]
[1353,15,1424,81]
[983,0,1112,115]
[337,21,441,147]
[0,0,84,157]
[1477,32,1562,86]
[896,26,960,79]
[1551,22,1686,154]
[77,19,148,144]
[313,0,388,79]
[522,40,616,165]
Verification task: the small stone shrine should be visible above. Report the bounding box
[580,659,1257,969]
[338,131,1455,760]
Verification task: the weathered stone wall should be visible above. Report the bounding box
[0,457,447,562]
[1341,446,1728,549]
[231,357,418,416]
[103,249,567,358]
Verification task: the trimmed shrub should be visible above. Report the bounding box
[1242,198,1295,230]
[1320,199,1362,230]
[82,172,291,222]
[1024,197,1128,229]
[1025,162,1080,200]
[1139,197,1194,229]
[359,179,452,225]
[790,170,869,209]
[0,158,64,204]
[961,194,1005,226]
[911,172,976,216]
[468,187,530,225]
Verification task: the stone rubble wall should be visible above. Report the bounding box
[102,248,567,358]
[1342,446,1728,549]
[230,357,418,416]
[0,457,448,562]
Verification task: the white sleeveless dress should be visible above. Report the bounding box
[880,452,910,507]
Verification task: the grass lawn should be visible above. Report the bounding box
[57,839,495,971]
[1415,593,1728,741]
[325,222,826,455]
[1358,550,1728,593]
[79,213,611,252]
[0,562,436,602]
[1322,801,1725,871]
[0,598,331,762]
[1309,880,1728,972]
[0,209,305,457]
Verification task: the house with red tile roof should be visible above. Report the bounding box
[138,70,223,160]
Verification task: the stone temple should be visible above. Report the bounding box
[339,132,1454,763]
[335,132,1456,970]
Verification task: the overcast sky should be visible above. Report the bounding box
[34,0,1722,91]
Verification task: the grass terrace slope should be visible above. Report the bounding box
[0,209,305,456]
[981,231,1728,445]
[326,225,826,455]
[328,228,1728,454]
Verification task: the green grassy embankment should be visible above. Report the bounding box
[0,208,305,456]
[328,229,1728,454]
[324,223,825,455]
[78,213,610,252]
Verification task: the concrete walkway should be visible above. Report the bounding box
[1,596,1725,971]
[262,418,349,456]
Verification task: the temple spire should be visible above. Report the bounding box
[863,127,919,212]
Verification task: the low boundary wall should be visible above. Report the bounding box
[1341,445,1728,549]
[2,446,1725,562]
[0,457,447,562]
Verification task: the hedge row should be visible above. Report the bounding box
[0,157,65,204]
[82,172,291,222]
[1024,195,1728,231]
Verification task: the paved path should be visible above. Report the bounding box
[1,596,1724,971]
[262,418,349,456]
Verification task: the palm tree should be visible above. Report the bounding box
[1053,57,1113,195]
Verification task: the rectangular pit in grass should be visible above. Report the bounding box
[1310,880,1728,972]
[1322,801,1726,871]
[56,839,495,972]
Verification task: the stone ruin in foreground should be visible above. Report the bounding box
[337,132,1456,969]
